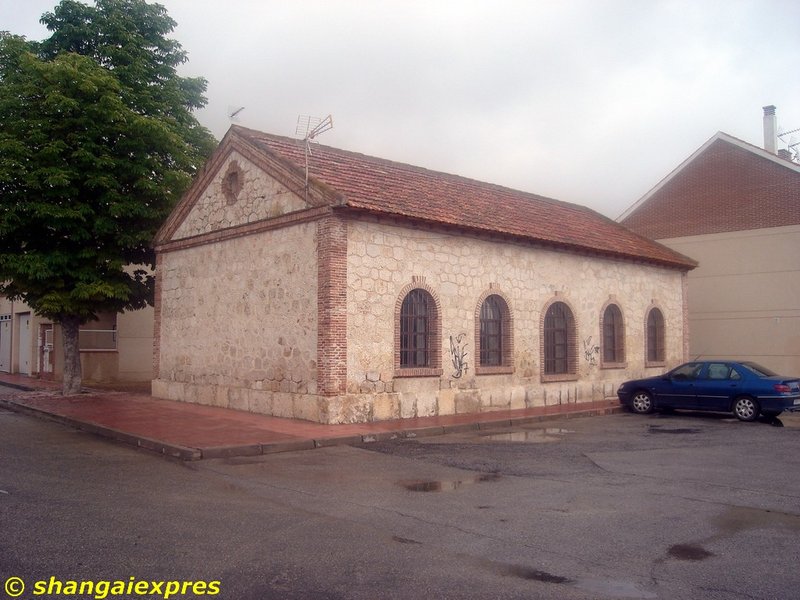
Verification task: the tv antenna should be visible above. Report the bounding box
[228,106,245,122]
[296,114,333,196]
[778,126,800,163]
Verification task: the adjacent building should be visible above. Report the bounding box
[619,107,800,375]
[152,125,696,423]
[0,296,153,384]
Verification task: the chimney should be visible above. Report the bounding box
[763,105,777,154]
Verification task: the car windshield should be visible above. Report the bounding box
[739,362,777,377]
[669,363,703,379]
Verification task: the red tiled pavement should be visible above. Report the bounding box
[0,373,622,460]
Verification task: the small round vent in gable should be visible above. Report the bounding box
[222,160,244,205]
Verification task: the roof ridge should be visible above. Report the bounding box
[234,126,590,213]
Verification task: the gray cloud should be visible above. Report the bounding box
[5,0,800,217]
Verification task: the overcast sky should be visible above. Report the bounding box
[4,0,799,217]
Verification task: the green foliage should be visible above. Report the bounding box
[0,1,216,324]
[38,0,216,158]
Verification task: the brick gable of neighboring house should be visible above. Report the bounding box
[618,131,800,376]
[619,133,800,239]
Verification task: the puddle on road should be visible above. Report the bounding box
[391,535,422,545]
[575,578,658,599]
[714,505,800,535]
[494,562,657,598]
[648,425,701,434]
[399,472,500,492]
[481,428,573,443]
[501,564,571,584]
[667,543,714,561]
[662,507,800,567]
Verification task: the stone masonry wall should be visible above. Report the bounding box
[326,218,687,423]
[172,150,307,240]
[152,221,320,420]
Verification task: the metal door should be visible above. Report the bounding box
[18,313,31,375]
[0,317,10,373]
[39,324,55,377]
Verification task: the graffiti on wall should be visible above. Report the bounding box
[450,333,469,378]
[583,336,600,366]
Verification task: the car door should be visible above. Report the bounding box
[692,362,742,411]
[658,363,702,409]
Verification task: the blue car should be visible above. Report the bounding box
[617,361,800,421]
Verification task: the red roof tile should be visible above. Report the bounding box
[232,126,696,270]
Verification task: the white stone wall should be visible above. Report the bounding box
[153,222,320,419]
[173,151,307,240]
[335,219,687,422]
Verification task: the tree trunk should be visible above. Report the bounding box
[61,316,82,395]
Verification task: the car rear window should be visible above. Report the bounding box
[740,362,777,377]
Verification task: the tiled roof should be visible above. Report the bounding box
[620,133,800,239]
[231,126,696,270]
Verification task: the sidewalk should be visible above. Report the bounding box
[0,373,621,460]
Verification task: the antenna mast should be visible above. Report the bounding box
[228,106,245,122]
[295,114,334,198]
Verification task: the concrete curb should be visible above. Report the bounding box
[0,381,36,392]
[0,398,202,460]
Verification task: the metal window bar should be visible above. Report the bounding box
[480,296,503,366]
[544,303,571,374]
[400,290,430,368]
[647,310,664,362]
[603,305,624,363]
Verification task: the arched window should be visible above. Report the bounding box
[646,307,665,364]
[602,304,625,365]
[543,301,575,375]
[479,294,507,367]
[400,289,434,368]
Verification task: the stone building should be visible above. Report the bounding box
[619,107,800,375]
[152,125,696,423]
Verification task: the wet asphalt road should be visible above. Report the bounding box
[1,403,799,599]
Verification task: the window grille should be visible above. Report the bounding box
[544,302,573,374]
[480,295,504,366]
[602,304,625,363]
[400,289,432,368]
[646,308,665,362]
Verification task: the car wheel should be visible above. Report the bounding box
[733,396,760,422]
[630,390,654,414]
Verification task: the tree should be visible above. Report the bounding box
[0,1,215,395]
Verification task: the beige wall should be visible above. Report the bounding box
[659,224,800,375]
[116,306,154,381]
[321,219,688,423]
